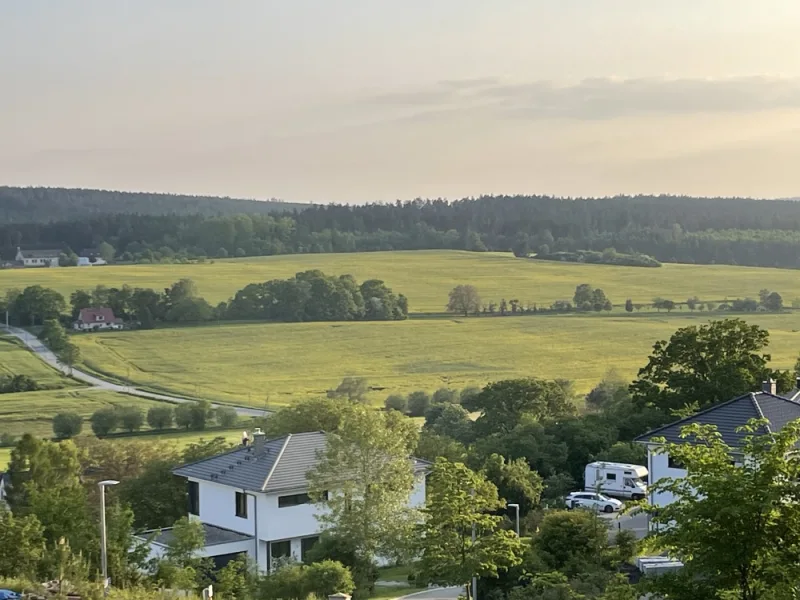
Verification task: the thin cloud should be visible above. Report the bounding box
[363,76,800,119]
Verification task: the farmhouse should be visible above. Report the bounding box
[14,247,61,268]
[73,307,124,331]
[137,430,429,573]
[636,378,800,510]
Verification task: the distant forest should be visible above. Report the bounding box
[3,188,800,269]
[0,186,305,223]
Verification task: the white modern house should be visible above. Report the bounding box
[14,247,61,268]
[138,430,430,572]
[73,307,124,331]
[635,379,800,511]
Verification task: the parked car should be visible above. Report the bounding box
[565,491,624,513]
[0,590,20,600]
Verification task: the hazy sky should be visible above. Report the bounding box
[2,1,800,203]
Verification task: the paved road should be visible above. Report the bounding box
[2,325,269,418]
[398,587,463,600]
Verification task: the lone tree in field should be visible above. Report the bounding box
[447,285,481,317]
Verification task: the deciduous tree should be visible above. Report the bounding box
[417,459,524,598]
[52,412,82,439]
[631,318,774,417]
[308,405,419,564]
[447,285,482,317]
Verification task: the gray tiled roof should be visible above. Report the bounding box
[142,523,252,547]
[635,391,800,447]
[173,431,431,493]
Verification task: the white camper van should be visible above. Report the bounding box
[585,461,648,500]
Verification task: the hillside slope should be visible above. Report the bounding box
[0,186,308,223]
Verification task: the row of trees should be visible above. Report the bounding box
[447,284,612,318]
[51,401,239,439]
[3,273,409,332]
[11,192,800,269]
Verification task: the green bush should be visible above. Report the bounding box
[52,412,83,439]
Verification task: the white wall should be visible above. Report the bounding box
[196,479,256,535]
[410,473,426,508]
[260,490,323,542]
[648,448,687,508]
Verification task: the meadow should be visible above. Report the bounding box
[0,387,167,438]
[0,335,78,389]
[3,250,800,312]
[0,428,246,469]
[73,312,800,407]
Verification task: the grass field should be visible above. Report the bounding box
[72,312,800,407]
[0,388,168,438]
[0,428,245,469]
[3,250,800,312]
[0,335,77,389]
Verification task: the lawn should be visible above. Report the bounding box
[2,250,800,312]
[0,388,170,438]
[0,335,77,389]
[72,312,800,407]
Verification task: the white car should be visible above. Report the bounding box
[565,491,624,513]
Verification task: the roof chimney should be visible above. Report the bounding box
[252,428,266,453]
[762,378,777,395]
[241,431,250,447]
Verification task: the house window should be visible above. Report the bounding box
[606,473,617,481]
[668,456,685,470]
[278,491,327,508]
[301,536,319,561]
[235,492,248,518]
[271,540,291,560]
[188,481,199,515]
[96,315,105,321]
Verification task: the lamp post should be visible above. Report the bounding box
[507,503,520,537]
[98,480,120,596]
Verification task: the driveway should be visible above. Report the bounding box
[600,508,649,540]
[2,325,269,418]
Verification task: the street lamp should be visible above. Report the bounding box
[507,503,520,537]
[98,480,120,596]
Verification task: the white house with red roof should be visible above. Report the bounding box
[73,307,124,331]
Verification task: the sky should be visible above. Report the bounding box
[2,1,800,203]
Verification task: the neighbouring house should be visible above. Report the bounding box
[0,471,10,505]
[635,378,800,514]
[77,248,108,266]
[136,430,430,573]
[14,247,61,268]
[73,307,124,331]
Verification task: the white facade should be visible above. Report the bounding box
[73,320,123,332]
[646,445,687,509]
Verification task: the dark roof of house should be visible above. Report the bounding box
[19,249,61,258]
[77,307,121,323]
[173,431,430,493]
[634,391,800,447]
[141,523,252,547]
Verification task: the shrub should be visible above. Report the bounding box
[407,391,432,417]
[116,406,145,432]
[432,388,458,404]
[175,403,193,430]
[90,407,119,436]
[384,394,407,412]
[146,406,174,430]
[216,406,239,428]
[53,412,83,439]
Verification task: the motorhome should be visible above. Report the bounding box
[584,461,648,500]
